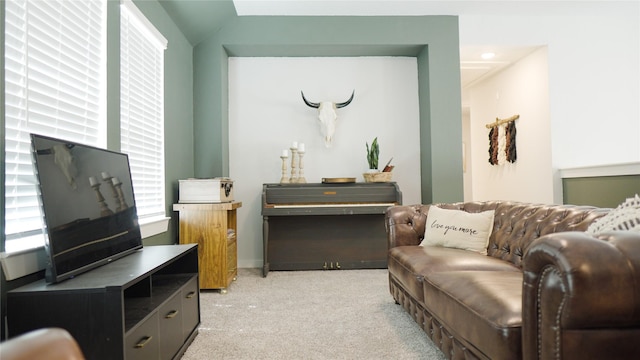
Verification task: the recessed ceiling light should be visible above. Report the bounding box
[481,52,495,60]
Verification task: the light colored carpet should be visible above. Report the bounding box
[182,268,446,360]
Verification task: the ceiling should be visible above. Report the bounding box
[157,0,632,91]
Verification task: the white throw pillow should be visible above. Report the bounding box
[586,194,640,235]
[420,206,495,255]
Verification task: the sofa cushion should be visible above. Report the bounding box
[586,194,640,234]
[388,246,520,302]
[423,271,523,360]
[421,206,495,254]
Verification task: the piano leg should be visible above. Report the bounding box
[262,216,270,277]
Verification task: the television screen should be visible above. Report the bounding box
[30,134,143,283]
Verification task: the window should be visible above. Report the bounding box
[4,0,107,253]
[120,0,167,223]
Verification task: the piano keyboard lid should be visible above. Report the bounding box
[263,182,402,207]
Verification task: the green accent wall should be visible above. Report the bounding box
[193,16,464,204]
[132,0,195,245]
[563,175,640,208]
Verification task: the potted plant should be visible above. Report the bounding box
[363,137,392,182]
[366,137,379,171]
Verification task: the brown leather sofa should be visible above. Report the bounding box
[385,201,640,360]
[0,328,85,360]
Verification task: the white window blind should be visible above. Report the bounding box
[4,0,107,253]
[120,0,167,221]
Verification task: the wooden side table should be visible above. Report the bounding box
[173,202,242,293]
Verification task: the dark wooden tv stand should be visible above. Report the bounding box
[7,244,200,360]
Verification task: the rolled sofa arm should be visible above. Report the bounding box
[385,204,431,248]
[522,231,640,360]
[0,328,85,360]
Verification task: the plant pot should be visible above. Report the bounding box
[363,171,392,183]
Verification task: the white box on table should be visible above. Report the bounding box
[179,178,234,203]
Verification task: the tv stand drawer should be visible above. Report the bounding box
[159,292,183,360]
[182,276,200,341]
[126,312,160,360]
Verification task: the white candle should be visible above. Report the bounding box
[281,149,288,157]
[89,176,98,186]
[101,171,111,180]
[298,143,305,152]
[291,141,298,149]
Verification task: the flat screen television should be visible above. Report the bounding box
[30,134,143,283]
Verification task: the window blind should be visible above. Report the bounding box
[120,0,167,221]
[4,0,107,253]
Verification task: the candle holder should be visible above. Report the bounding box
[112,177,129,212]
[297,150,306,183]
[280,155,290,184]
[101,172,118,206]
[91,181,113,217]
[290,147,298,183]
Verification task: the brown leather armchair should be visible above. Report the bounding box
[0,328,84,360]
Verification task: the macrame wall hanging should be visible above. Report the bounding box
[486,114,519,165]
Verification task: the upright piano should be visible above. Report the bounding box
[261,182,402,276]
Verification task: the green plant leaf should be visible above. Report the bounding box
[366,137,379,169]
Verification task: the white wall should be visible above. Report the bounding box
[460,12,640,203]
[468,47,553,203]
[228,57,421,267]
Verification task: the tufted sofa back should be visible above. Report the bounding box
[386,201,610,269]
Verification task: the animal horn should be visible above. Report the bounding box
[301,91,320,109]
[335,90,355,109]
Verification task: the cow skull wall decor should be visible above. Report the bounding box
[301,90,355,147]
